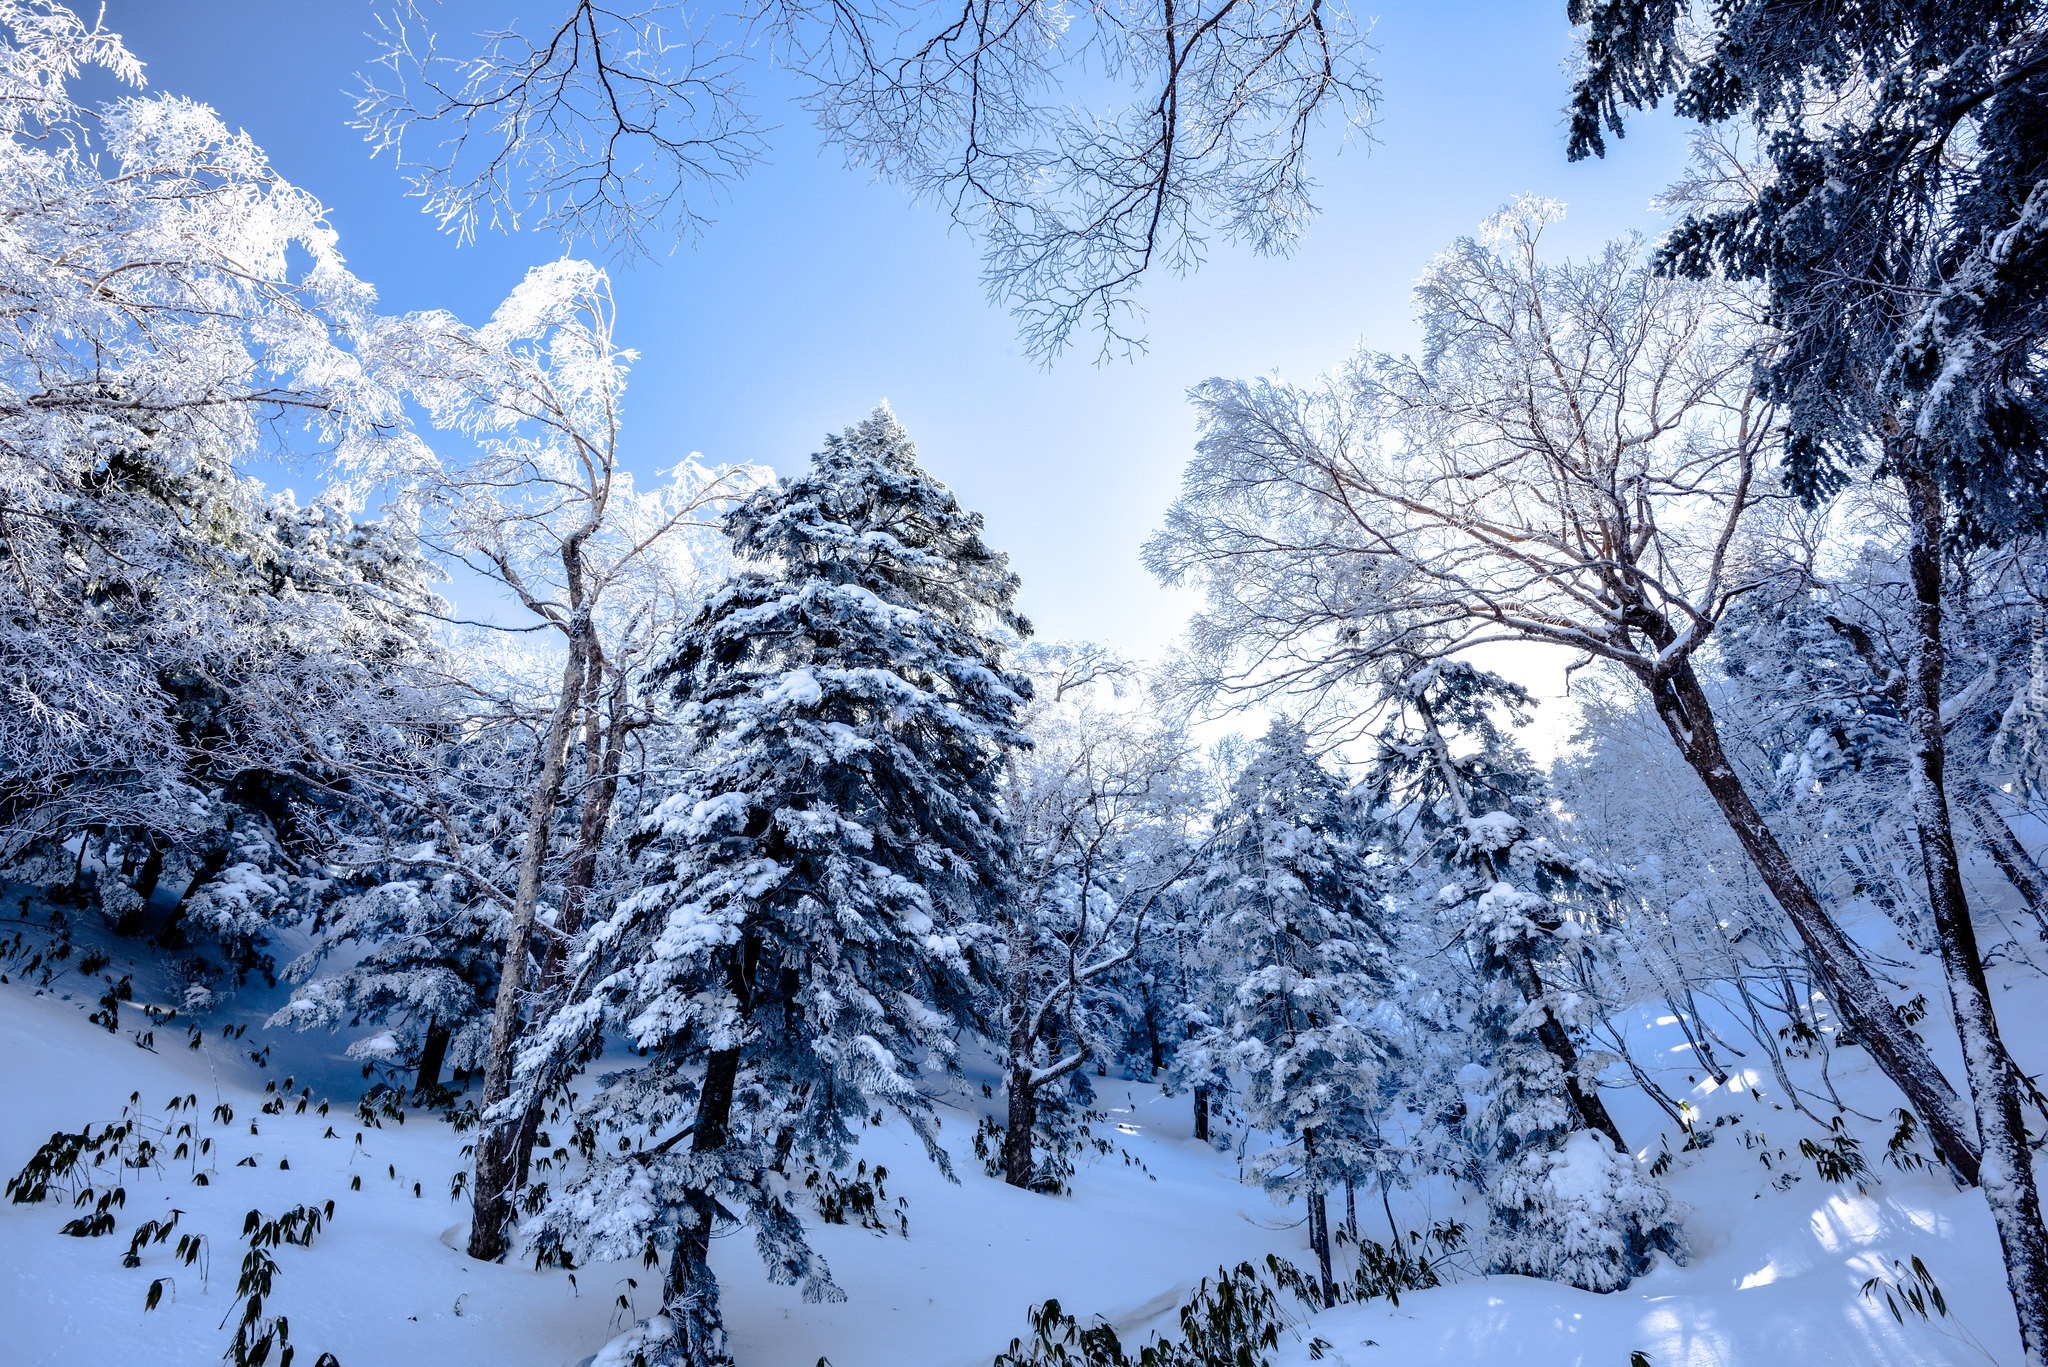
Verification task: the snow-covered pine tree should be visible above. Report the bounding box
[1381,663,1682,1292]
[1197,718,1397,1298]
[526,406,1032,1366]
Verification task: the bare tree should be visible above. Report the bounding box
[354,0,1375,359]
[999,643,1205,1187]
[1144,198,1985,1182]
[356,1,764,253]
[382,259,750,1259]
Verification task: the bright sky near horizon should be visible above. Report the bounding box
[98,0,1693,722]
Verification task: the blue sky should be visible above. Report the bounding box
[100,0,1690,663]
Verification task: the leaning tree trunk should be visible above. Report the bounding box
[1641,656,1984,1186]
[1415,700,1625,1153]
[513,665,633,1190]
[1501,939,1627,1152]
[1899,461,2048,1366]
[467,628,589,1262]
[1959,775,2048,937]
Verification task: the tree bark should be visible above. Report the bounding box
[1003,1064,1038,1189]
[1639,655,1985,1186]
[1414,696,1625,1153]
[467,629,589,1262]
[514,663,632,1190]
[1002,921,1039,1189]
[1898,462,2048,1366]
[150,843,230,947]
[664,1044,741,1367]
[1193,1086,1210,1143]
[1305,1128,1333,1301]
[414,1020,451,1099]
[1503,939,1626,1152]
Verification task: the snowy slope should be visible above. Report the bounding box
[1,896,2037,1367]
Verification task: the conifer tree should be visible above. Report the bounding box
[1376,663,1681,1292]
[1196,718,1397,1298]
[525,407,1032,1366]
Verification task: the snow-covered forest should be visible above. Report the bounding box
[3,1,2047,1364]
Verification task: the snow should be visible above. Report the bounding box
[2,935,2031,1367]
[1546,1131,1619,1211]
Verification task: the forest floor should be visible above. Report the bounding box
[1,892,2040,1367]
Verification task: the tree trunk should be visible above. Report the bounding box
[1503,939,1626,1152]
[467,631,589,1262]
[415,1020,451,1099]
[151,843,231,948]
[1899,462,2048,1366]
[1145,997,1165,1075]
[1002,921,1040,1189]
[663,1044,741,1367]
[1305,1128,1333,1301]
[1344,1180,1358,1241]
[1640,656,1984,1185]
[1003,1064,1038,1189]
[1959,776,2048,937]
[114,841,167,935]
[1415,697,1624,1153]
[514,665,633,1191]
[1193,1086,1210,1143]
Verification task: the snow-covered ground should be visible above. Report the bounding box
[1,897,2035,1367]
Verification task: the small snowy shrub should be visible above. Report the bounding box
[1487,1130,1684,1292]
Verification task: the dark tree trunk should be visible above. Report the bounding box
[1002,921,1040,1189]
[1638,655,1984,1186]
[132,843,166,904]
[1305,1129,1332,1301]
[663,1044,742,1367]
[415,1020,452,1099]
[1003,1064,1038,1189]
[1344,1180,1358,1241]
[151,843,230,948]
[1193,1086,1210,1143]
[114,841,168,936]
[1898,462,2048,1366]
[1503,940,1626,1152]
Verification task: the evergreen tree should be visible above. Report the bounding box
[525,406,1032,1365]
[1196,718,1397,1298]
[1371,663,1681,1292]
[271,726,534,1099]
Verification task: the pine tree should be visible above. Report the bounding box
[271,726,533,1098]
[1197,718,1397,1298]
[1378,664,1681,1292]
[526,406,1032,1365]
